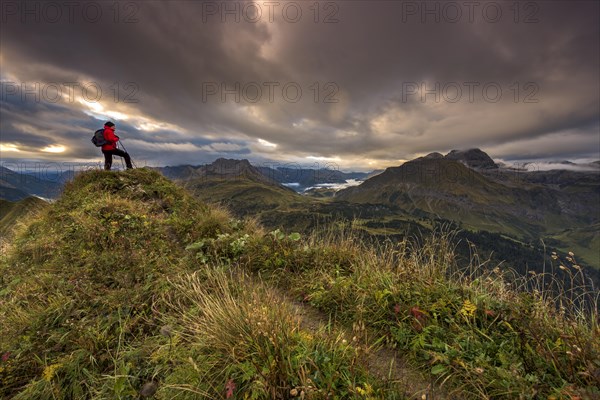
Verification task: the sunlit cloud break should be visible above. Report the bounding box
[0,143,20,152]
[258,139,277,148]
[41,145,66,153]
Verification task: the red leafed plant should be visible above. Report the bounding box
[225,379,236,399]
[410,306,427,321]
[410,306,428,332]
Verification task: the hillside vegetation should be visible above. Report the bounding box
[0,169,598,399]
[0,197,48,242]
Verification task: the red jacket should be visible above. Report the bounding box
[102,125,119,151]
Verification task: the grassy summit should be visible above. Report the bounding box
[0,169,598,399]
[0,169,236,397]
[0,169,388,399]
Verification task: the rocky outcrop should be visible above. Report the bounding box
[445,148,498,169]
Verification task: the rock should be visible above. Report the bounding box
[159,325,173,337]
[140,381,158,397]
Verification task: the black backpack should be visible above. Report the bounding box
[91,129,107,147]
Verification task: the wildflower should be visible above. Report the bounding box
[290,388,299,397]
[1,352,10,362]
[42,363,62,382]
[459,299,477,318]
[299,331,313,342]
[225,379,236,399]
[356,383,373,395]
[393,304,401,315]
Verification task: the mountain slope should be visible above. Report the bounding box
[180,158,307,214]
[0,184,30,202]
[0,166,62,200]
[338,153,599,228]
[337,158,539,235]
[0,197,48,240]
[336,154,600,268]
[191,158,277,185]
[157,158,277,185]
[156,162,370,192]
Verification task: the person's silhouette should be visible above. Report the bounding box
[100,121,133,170]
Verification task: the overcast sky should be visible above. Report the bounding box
[1,0,599,171]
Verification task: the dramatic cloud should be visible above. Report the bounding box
[1,0,598,170]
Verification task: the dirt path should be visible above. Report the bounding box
[283,292,450,400]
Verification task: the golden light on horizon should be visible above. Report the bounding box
[0,143,20,152]
[41,145,66,153]
[306,155,341,162]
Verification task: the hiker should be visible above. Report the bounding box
[101,121,133,170]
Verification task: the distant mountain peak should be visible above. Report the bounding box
[199,158,268,181]
[211,158,253,169]
[444,148,498,169]
[413,152,444,161]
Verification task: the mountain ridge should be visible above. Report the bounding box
[1,168,597,399]
[0,166,62,201]
[336,151,599,268]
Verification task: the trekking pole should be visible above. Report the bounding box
[118,140,137,168]
[117,142,126,170]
